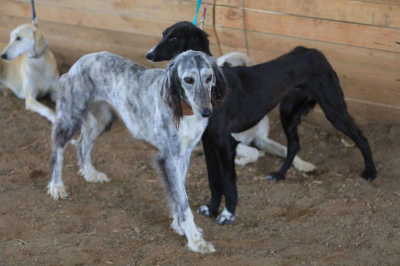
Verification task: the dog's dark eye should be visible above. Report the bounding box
[223,62,232,67]
[184,77,194,84]
[206,75,212,83]
[169,36,177,42]
[16,36,21,41]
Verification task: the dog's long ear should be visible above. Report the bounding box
[161,62,183,129]
[187,25,212,56]
[210,57,229,108]
[33,27,48,54]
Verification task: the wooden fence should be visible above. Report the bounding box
[0,0,399,124]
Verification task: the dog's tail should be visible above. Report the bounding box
[52,71,93,149]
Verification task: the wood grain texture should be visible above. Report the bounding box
[0,1,219,42]
[215,6,400,53]
[244,31,400,72]
[8,0,214,26]
[217,0,400,28]
[1,0,398,124]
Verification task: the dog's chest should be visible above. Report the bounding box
[178,116,208,152]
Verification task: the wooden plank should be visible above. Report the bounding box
[306,101,400,126]
[216,0,400,8]
[0,1,218,43]
[8,0,214,26]
[0,16,221,68]
[215,27,400,72]
[358,0,400,6]
[215,6,400,53]
[242,0,400,28]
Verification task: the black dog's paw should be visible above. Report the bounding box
[197,205,212,217]
[362,169,377,182]
[266,172,286,181]
[216,208,234,225]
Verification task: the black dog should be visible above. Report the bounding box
[147,21,377,225]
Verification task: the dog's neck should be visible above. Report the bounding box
[181,99,194,116]
[27,44,48,59]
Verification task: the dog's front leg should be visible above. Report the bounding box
[24,85,56,123]
[157,153,216,253]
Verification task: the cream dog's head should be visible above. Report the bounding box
[1,24,48,60]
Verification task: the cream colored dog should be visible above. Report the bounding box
[0,23,59,122]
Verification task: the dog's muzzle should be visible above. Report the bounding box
[0,53,7,60]
[146,52,155,61]
[200,108,211,118]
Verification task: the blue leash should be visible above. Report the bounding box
[31,0,38,25]
[193,0,202,26]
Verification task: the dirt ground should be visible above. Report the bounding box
[0,92,399,266]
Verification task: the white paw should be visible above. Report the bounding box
[216,208,235,225]
[341,138,355,148]
[47,182,68,200]
[171,219,185,236]
[293,158,316,173]
[235,157,251,166]
[187,238,216,254]
[79,169,110,183]
[197,205,212,217]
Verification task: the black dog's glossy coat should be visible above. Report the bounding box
[147,21,377,224]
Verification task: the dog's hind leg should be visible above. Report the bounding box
[48,113,83,200]
[77,103,114,183]
[234,144,260,166]
[313,81,377,181]
[266,90,316,181]
[253,135,316,172]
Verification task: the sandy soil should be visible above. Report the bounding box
[0,92,399,266]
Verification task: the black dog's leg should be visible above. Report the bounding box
[215,135,239,225]
[317,95,377,181]
[267,91,314,181]
[198,131,223,217]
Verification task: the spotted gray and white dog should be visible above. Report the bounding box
[48,51,228,253]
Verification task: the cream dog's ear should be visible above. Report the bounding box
[33,27,48,54]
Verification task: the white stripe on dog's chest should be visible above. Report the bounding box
[178,115,208,153]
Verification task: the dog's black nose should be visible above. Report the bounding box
[146,52,154,61]
[1,53,7,60]
[200,108,211,118]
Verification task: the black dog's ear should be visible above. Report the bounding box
[187,25,212,56]
[210,57,229,108]
[161,62,183,128]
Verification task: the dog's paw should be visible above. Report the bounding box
[216,208,234,225]
[80,169,110,183]
[187,238,216,254]
[47,182,68,200]
[197,205,212,217]
[293,158,316,173]
[361,168,377,182]
[235,156,252,166]
[266,172,286,181]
